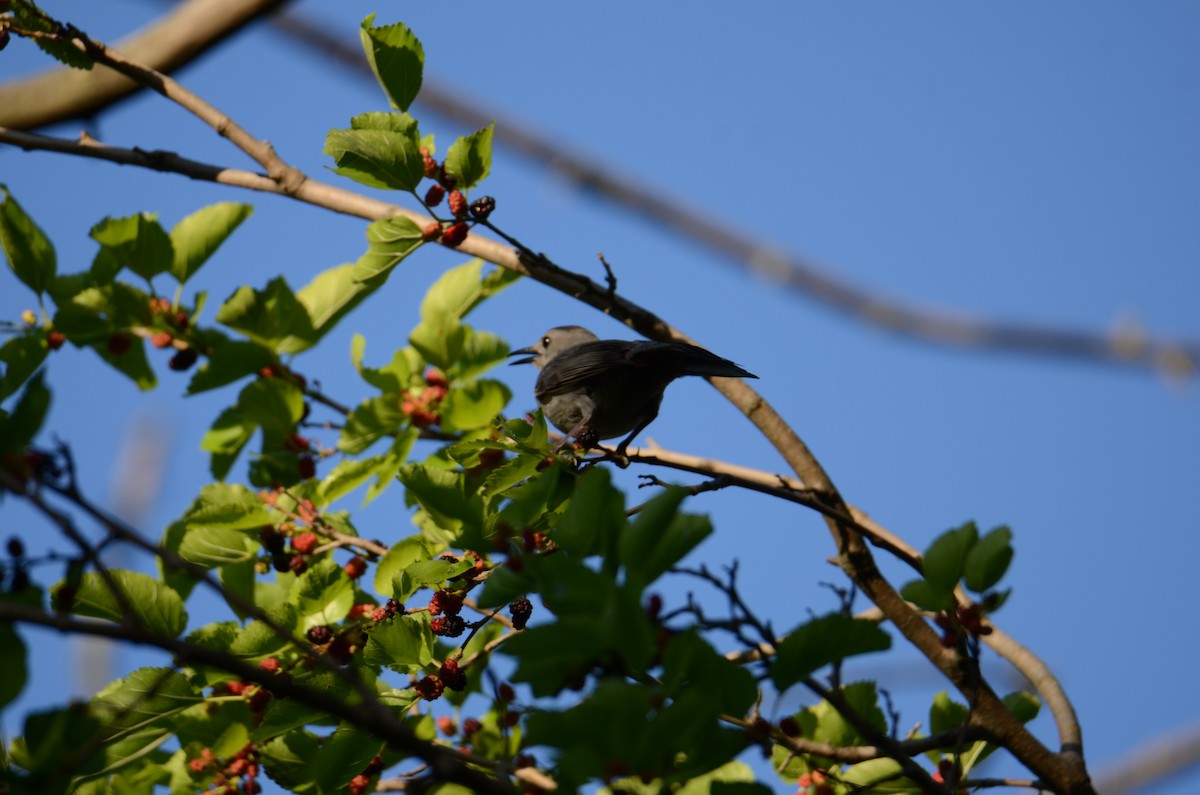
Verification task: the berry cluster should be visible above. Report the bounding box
[796,770,832,795]
[189,743,262,795]
[211,679,271,714]
[401,367,450,429]
[369,597,404,623]
[416,145,496,248]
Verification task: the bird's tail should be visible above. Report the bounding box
[675,345,758,379]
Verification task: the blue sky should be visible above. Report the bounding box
[3,2,1199,793]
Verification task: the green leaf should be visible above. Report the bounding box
[899,578,954,613]
[257,730,321,791]
[325,128,426,191]
[397,465,484,536]
[964,525,1014,593]
[200,407,256,481]
[419,259,505,323]
[0,369,50,455]
[215,277,314,354]
[186,337,275,395]
[351,333,416,393]
[17,705,105,780]
[339,394,407,454]
[291,558,355,630]
[373,536,429,598]
[440,379,511,430]
[237,376,305,436]
[923,521,980,596]
[0,622,28,710]
[929,690,968,735]
[350,110,422,136]
[181,483,273,530]
[404,557,473,586]
[311,723,386,791]
[316,457,382,505]
[1003,690,1041,723]
[294,262,381,338]
[771,614,892,691]
[177,525,255,568]
[89,213,175,282]
[444,122,495,190]
[363,616,434,671]
[169,202,253,283]
[409,317,467,370]
[352,216,426,282]
[51,570,188,638]
[359,16,424,111]
[0,332,49,402]
[230,605,298,660]
[365,428,418,504]
[0,185,56,295]
[11,1,95,69]
[450,328,510,380]
[90,667,202,729]
[555,467,628,559]
[88,334,156,391]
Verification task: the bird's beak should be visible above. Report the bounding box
[508,346,536,366]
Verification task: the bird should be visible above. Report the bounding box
[509,326,757,456]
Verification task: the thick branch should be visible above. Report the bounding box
[0,0,294,129]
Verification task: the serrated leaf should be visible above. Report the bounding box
[200,407,256,481]
[409,317,467,370]
[339,394,407,454]
[352,216,425,282]
[0,333,49,402]
[359,16,424,111]
[771,615,891,691]
[622,489,711,592]
[181,483,273,530]
[0,369,50,455]
[230,605,298,660]
[186,337,274,395]
[440,378,510,430]
[311,722,386,791]
[555,467,627,559]
[405,557,473,586]
[324,128,426,191]
[363,616,434,670]
[0,185,56,296]
[295,262,381,337]
[51,570,187,638]
[444,122,495,190]
[215,277,314,354]
[169,202,252,283]
[12,1,95,69]
[89,213,174,282]
[964,525,1014,593]
[291,557,355,631]
[373,536,428,597]
[923,521,980,596]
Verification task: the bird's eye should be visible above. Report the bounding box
[542,336,552,348]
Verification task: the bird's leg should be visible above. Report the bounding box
[608,407,660,468]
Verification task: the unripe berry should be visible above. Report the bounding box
[343,556,367,580]
[258,657,280,673]
[291,533,319,555]
[423,155,438,179]
[348,774,371,795]
[424,367,449,388]
[421,222,442,242]
[150,331,174,349]
[437,716,457,736]
[448,190,468,218]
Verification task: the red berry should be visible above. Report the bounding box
[189,757,210,773]
[429,590,463,617]
[46,330,66,350]
[288,555,308,575]
[291,533,319,555]
[348,774,371,795]
[448,190,468,218]
[497,682,515,703]
[437,716,457,736]
[440,222,469,248]
[462,717,482,736]
[438,658,468,691]
[297,455,316,480]
[409,408,440,429]
[423,155,438,180]
[421,222,442,242]
[371,606,389,623]
[226,758,248,776]
[343,556,367,580]
[258,657,280,673]
[424,367,449,388]
[106,333,132,356]
[425,184,445,207]
[285,433,310,452]
[168,348,198,371]
[150,331,174,349]
[243,781,262,795]
[415,675,444,701]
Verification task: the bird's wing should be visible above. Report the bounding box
[534,341,639,399]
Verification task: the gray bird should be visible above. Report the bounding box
[509,326,757,455]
